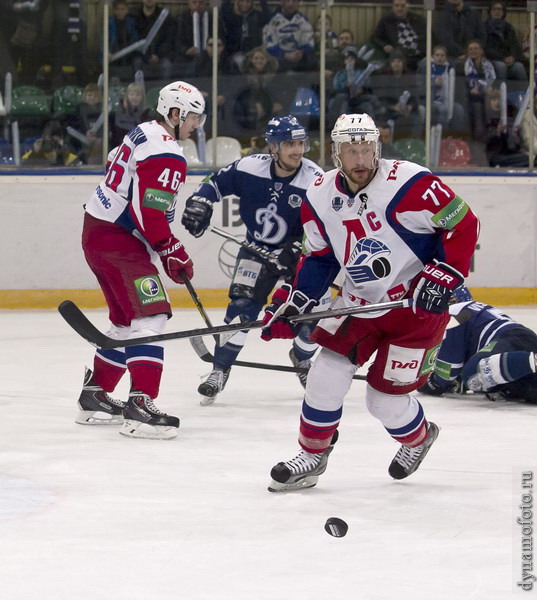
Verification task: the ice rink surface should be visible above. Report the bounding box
[1,306,537,600]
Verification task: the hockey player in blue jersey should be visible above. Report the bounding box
[419,286,537,403]
[181,115,324,404]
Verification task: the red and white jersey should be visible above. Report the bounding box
[299,159,479,313]
[85,120,187,247]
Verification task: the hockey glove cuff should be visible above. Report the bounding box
[261,284,317,341]
[412,261,464,317]
[266,240,303,278]
[181,195,213,238]
[155,236,193,284]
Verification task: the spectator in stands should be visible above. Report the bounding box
[323,28,356,76]
[328,45,381,127]
[131,0,176,81]
[220,0,271,71]
[483,1,526,82]
[519,90,537,163]
[460,39,496,143]
[110,82,151,148]
[49,0,89,87]
[435,0,486,66]
[263,0,317,72]
[22,120,82,167]
[371,0,427,72]
[75,82,103,164]
[8,0,50,84]
[194,37,237,128]
[483,85,527,167]
[372,48,422,138]
[174,0,212,77]
[108,0,143,80]
[377,120,404,159]
[417,44,465,131]
[313,13,339,79]
[234,45,283,130]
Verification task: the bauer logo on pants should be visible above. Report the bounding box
[134,276,166,305]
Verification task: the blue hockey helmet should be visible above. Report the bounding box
[264,115,310,151]
[451,285,473,303]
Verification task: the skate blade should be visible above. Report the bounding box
[199,394,217,406]
[268,476,319,493]
[75,410,124,425]
[119,419,178,440]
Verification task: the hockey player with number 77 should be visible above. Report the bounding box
[75,81,206,440]
[261,113,479,492]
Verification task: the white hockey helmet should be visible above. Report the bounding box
[331,113,381,169]
[157,81,206,130]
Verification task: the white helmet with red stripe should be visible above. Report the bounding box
[331,113,381,169]
[157,81,206,130]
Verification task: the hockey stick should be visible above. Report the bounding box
[209,226,279,262]
[189,335,367,380]
[57,298,411,350]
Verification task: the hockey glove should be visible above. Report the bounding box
[417,375,451,396]
[155,236,193,284]
[412,261,464,317]
[261,284,317,341]
[266,239,303,278]
[181,195,213,238]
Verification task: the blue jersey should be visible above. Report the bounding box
[433,301,522,386]
[193,154,323,250]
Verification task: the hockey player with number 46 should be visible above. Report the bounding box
[261,113,479,491]
[75,81,206,440]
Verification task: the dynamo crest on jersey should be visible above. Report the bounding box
[288,194,302,208]
[346,238,392,285]
[332,196,344,211]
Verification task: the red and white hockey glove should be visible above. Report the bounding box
[155,236,193,284]
[412,261,464,317]
[261,284,317,341]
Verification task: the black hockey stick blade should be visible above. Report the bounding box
[58,298,411,350]
[189,335,367,380]
[58,300,112,348]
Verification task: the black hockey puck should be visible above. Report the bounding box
[324,517,348,537]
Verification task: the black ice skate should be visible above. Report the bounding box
[268,430,339,492]
[389,422,440,480]
[289,348,311,389]
[75,367,125,425]
[198,367,231,406]
[120,390,179,440]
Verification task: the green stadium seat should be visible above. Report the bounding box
[392,138,425,163]
[52,85,83,117]
[11,86,50,117]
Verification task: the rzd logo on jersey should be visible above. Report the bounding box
[345,237,392,285]
[384,345,425,384]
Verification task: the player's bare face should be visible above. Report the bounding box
[339,141,376,191]
[179,112,203,140]
[276,140,306,172]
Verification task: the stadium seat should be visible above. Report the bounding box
[290,87,320,117]
[392,138,425,163]
[52,86,83,117]
[438,137,472,167]
[146,87,160,111]
[108,85,127,112]
[181,138,201,166]
[10,86,50,117]
[205,137,242,167]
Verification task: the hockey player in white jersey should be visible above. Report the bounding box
[261,113,480,490]
[75,81,205,440]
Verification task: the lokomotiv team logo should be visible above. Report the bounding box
[345,237,392,285]
[140,277,161,297]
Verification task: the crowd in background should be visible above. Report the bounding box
[1,0,537,168]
